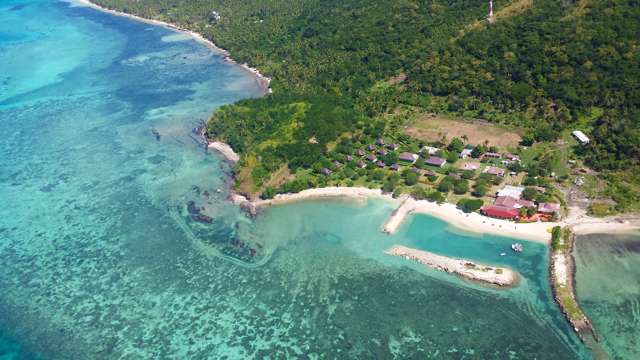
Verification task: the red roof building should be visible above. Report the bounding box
[481,205,519,219]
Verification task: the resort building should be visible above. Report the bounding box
[425,156,446,167]
[504,153,520,162]
[481,205,519,220]
[321,168,332,176]
[484,152,501,159]
[422,146,439,155]
[459,162,480,171]
[390,164,400,171]
[460,148,473,159]
[538,202,561,214]
[497,185,524,199]
[399,152,419,164]
[484,166,505,177]
[572,130,590,145]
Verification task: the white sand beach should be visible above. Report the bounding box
[73,0,271,91]
[252,186,555,243]
[386,245,519,287]
[563,206,640,235]
[208,141,240,163]
[383,197,556,243]
[255,187,385,207]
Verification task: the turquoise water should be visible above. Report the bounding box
[0,0,590,358]
[575,233,640,360]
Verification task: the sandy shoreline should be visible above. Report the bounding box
[71,0,271,92]
[386,245,519,287]
[237,186,556,243]
[208,142,240,163]
[563,206,640,236]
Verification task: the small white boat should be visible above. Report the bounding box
[500,252,507,256]
[511,243,524,253]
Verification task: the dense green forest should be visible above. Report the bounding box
[95,0,639,209]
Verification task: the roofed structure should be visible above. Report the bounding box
[399,152,419,163]
[425,156,446,167]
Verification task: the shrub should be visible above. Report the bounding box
[457,198,484,213]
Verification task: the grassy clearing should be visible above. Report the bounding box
[404,113,522,148]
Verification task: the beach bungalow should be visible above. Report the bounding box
[460,148,473,159]
[399,152,419,164]
[484,152,501,159]
[538,202,561,214]
[504,153,520,162]
[357,160,366,168]
[497,185,524,199]
[333,160,342,167]
[377,149,387,156]
[481,205,519,220]
[376,161,386,168]
[422,146,439,155]
[366,154,377,162]
[572,130,590,145]
[366,144,376,151]
[355,149,365,157]
[376,138,385,146]
[390,164,400,171]
[387,143,398,151]
[346,155,354,162]
[425,156,446,167]
[321,168,332,176]
[459,162,480,171]
[485,166,505,177]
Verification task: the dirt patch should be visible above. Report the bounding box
[404,113,522,149]
[264,164,294,190]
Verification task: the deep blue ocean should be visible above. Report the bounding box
[0,0,593,358]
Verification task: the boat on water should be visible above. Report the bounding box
[500,252,507,256]
[511,243,524,253]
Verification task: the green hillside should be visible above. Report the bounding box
[95,0,640,211]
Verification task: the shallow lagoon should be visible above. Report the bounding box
[0,0,590,358]
[575,233,640,360]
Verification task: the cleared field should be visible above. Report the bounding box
[404,113,522,149]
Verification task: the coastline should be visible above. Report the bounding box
[208,142,240,163]
[71,0,272,92]
[235,186,556,243]
[563,206,640,236]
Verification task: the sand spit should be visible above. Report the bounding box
[386,245,519,287]
[74,0,271,91]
